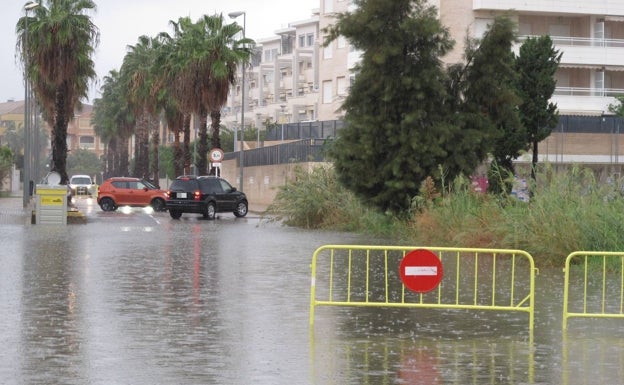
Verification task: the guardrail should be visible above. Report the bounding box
[563,251,624,330]
[309,245,536,334]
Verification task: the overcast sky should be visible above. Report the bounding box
[1,0,319,103]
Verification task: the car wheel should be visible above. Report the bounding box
[169,210,182,219]
[203,201,216,220]
[99,197,117,212]
[151,198,165,212]
[234,201,248,217]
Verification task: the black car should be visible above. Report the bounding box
[165,175,248,220]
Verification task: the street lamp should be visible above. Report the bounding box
[23,1,39,208]
[228,11,246,192]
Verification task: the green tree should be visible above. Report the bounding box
[67,148,101,177]
[92,70,133,178]
[0,146,13,192]
[324,0,456,215]
[461,17,524,187]
[163,15,253,175]
[516,36,561,180]
[121,35,162,181]
[16,0,99,184]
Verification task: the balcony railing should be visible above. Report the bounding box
[554,87,624,97]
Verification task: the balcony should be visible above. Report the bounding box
[514,36,624,69]
[552,87,623,115]
[473,0,624,16]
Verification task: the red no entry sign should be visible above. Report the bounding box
[399,249,444,293]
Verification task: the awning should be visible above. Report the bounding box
[559,64,624,72]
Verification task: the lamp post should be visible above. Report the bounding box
[256,112,261,147]
[280,104,286,141]
[228,11,246,192]
[23,1,39,208]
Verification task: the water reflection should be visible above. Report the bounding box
[1,207,624,384]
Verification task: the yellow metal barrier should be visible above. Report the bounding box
[310,245,536,333]
[563,251,624,330]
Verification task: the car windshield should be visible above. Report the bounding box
[71,177,92,185]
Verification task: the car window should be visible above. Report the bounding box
[219,179,233,193]
[142,179,157,189]
[136,181,147,190]
[171,179,198,191]
[112,181,127,189]
[199,179,221,193]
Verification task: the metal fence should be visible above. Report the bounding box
[563,251,624,330]
[309,245,536,336]
[264,120,344,141]
[223,139,329,167]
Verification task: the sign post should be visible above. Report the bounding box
[209,148,225,177]
[399,249,444,293]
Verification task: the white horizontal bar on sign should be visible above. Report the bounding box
[405,266,437,276]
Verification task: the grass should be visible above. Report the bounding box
[266,164,624,267]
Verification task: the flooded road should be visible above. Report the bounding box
[1,198,624,384]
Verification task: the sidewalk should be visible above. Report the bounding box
[0,194,32,225]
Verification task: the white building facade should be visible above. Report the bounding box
[222,0,624,165]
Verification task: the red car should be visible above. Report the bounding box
[97,177,167,212]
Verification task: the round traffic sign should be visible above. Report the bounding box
[209,148,224,162]
[399,249,443,293]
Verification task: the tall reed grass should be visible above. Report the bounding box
[266,164,624,267]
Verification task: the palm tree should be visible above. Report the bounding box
[121,35,162,181]
[200,14,254,168]
[152,34,186,177]
[165,15,253,175]
[16,0,99,184]
[91,70,134,178]
[164,16,205,175]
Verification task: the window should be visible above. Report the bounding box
[322,81,333,104]
[324,0,333,13]
[80,136,94,149]
[323,42,333,59]
[79,118,90,129]
[337,76,347,96]
[299,34,315,48]
[281,35,293,54]
[264,48,278,62]
[337,35,346,49]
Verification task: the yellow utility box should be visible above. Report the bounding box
[35,185,68,225]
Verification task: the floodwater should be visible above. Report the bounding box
[1,198,624,384]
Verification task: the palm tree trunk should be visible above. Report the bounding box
[52,90,69,184]
[150,116,160,188]
[183,114,191,175]
[119,132,130,176]
[197,107,208,175]
[210,109,221,150]
[135,110,150,178]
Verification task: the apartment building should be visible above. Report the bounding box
[222,10,322,144]
[440,0,624,168]
[224,0,624,170]
[0,100,104,165]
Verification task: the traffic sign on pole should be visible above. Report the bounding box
[399,249,444,293]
